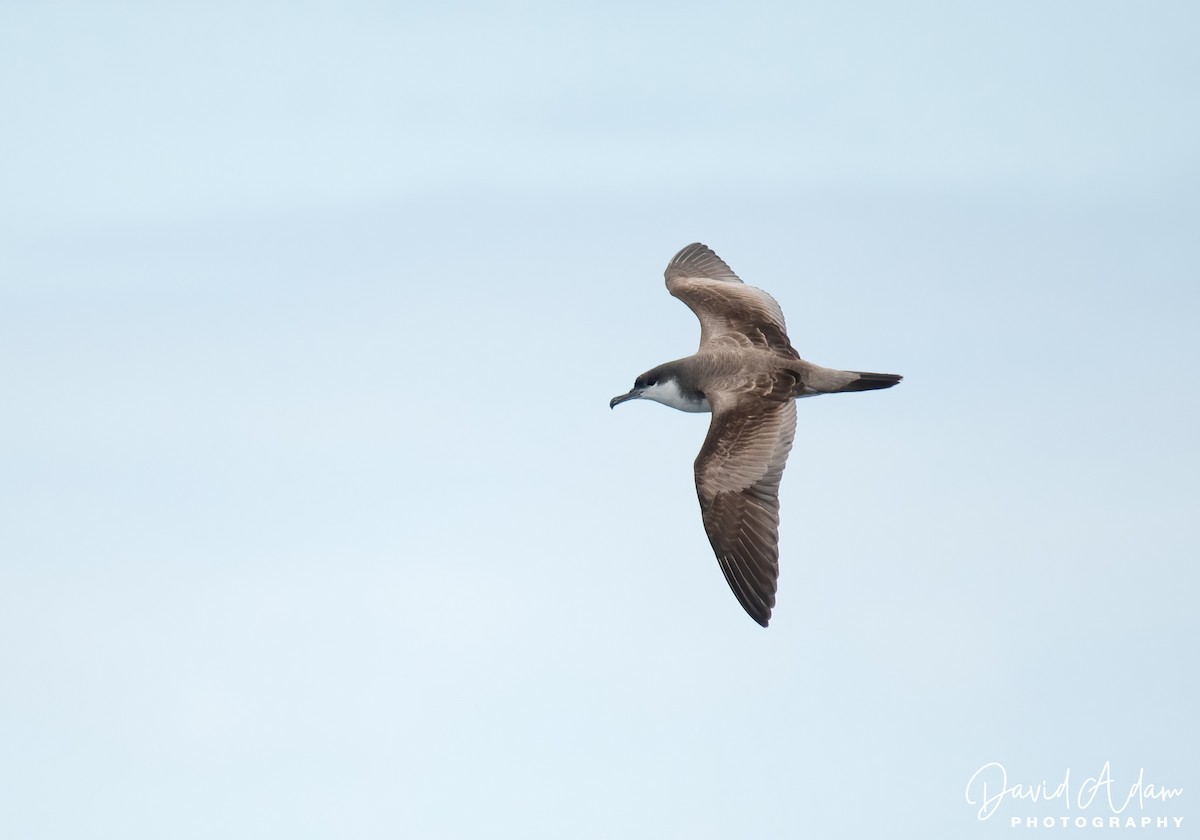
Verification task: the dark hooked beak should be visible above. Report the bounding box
[609,388,643,409]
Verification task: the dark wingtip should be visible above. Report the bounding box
[665,242,742,284]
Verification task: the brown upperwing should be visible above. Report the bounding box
[664,242,798,358]
[693,383,798,627]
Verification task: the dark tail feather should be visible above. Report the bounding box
[839,371,903,392]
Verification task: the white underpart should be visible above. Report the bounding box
[640,378,711,413]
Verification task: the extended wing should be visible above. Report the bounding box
[665,243,797,358]
[693,391,797,627]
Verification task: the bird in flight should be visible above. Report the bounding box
[610,243,901,627]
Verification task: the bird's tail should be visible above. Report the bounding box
[837,371,903,392]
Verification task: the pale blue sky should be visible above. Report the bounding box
[2,3,1197,838]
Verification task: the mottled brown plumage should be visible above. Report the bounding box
[611,243,901,627]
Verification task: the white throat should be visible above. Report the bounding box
[641,378,711,413]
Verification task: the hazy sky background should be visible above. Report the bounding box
[2,2,1197,838]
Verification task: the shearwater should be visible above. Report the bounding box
[610,243,902,627]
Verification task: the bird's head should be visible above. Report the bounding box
[609,369,663,409]
[610,363,709,413]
